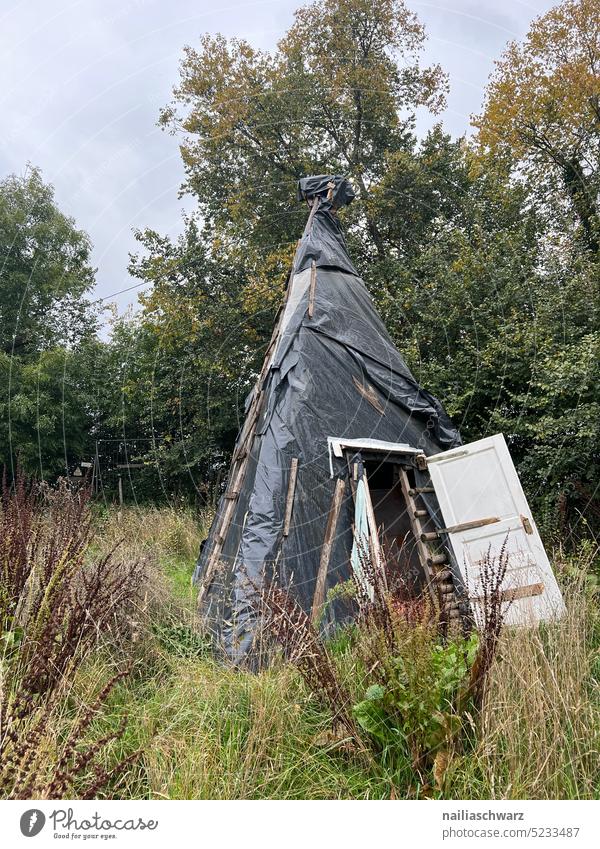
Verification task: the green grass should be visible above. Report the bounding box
[160,554,197,599]
[76,630,392,799]
[52,509,600,800]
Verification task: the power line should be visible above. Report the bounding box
[92,281,149,306]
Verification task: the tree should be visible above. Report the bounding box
[0,167,98,477]
[0,167,96,356]
[0,348,91,477]
[139,0,599,531]
[385,150,600,533]
[475,0,600,252]
[160,0,447,304]
[120,216,263,496]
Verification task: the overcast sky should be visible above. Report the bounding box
[0,0,554,321]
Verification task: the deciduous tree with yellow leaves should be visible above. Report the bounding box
[475,0,600,252]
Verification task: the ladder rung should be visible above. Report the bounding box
[421,531,439,542]
[428,553,448,566]
[433,569,452,582]
[409,487,434,496]
[414,509,428,518]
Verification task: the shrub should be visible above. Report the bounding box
[0,472,146,799]
[353,626,479,783]
[260,543,511,793]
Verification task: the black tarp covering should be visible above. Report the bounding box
[294,175,358,276]
[194,176,461,663]
[297,174,356,208]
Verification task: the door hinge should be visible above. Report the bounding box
[521,514,533,534]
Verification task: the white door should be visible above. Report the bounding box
[427,434,565,626]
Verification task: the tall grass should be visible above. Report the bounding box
[447,565,600,798]
[120,659,386,799]
[0,475,146,798]
[2,498,598,800]
[97,510,598,800]
[95,504,208,563]
[93,504,210,605]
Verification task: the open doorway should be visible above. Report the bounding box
[328,437,458,621]
[364,459,434,599]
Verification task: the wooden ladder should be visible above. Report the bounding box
[397,466,460,623]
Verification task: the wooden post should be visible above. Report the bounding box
[311,477,346,625]
[282,458,299,537]
[308,260,317,318]
[361,471,388,592]
[117,473,123,523]
[197,196,322,607]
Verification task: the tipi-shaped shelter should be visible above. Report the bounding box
[194,175,462,659]
[194,175,565,662]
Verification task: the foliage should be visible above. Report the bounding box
[353,632,478,762]
[121,218,262,495]
[151,621,211,660]
[0,167,96,357]
[160,0,447,282]
[0,168,100,479]
[475,0,600,251]
[0,347,94,478]
[0,473,146,798]
[138,0,599,529]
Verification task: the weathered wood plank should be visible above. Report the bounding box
[362,470,388,592]
[282,458,299,537]
[311,477,346,625]
[471,582,544,604]
[439,516,500,535]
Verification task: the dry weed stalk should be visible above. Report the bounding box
[0,471,146,799]
[259,583,358,739]
[352,537,396,651]
[462,539,511,710]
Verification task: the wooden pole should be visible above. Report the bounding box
[282,458,299,537]
[117,473,123,523]
[308,260,317,318]
[311,477,346,625]
[362,471,388,592]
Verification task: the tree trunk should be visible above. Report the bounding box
[562,156,599,253]
[353,173,387,260]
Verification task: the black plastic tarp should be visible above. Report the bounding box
[193,175,461,663]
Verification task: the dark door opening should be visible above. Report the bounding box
[364,460,431,599]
